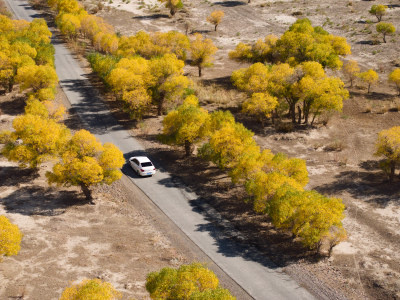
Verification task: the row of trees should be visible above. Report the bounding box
[59,262,235,299]
[162,96,346,250]
[232,61,349,125]
[343,61,400,95]
[229,18,351,70]
[1,99,125,201]
[0,15,56,99]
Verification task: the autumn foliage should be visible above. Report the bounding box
[0,216,23,259]
[230,19,351,69]
[60,279,122,300]
[146,263,236,300]
[375,126,400,182]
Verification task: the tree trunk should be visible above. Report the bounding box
[297,106,302,124]
[383,33,386,43]
[170,7,176,16]
[311,114,317,126]
[389,160,396,182]
[157,96,165,116]
[290,103,296,123]
[80,183,94,204]
[184,140,192,157]
[248,0,251,3]
[198,66,202,77]
[368,83,371,94]
[350,77,353,87]
[214,24,217,31]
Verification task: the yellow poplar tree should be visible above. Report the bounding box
[242,93,278,126]
[60,279,122,300]
[369,4,388,22]
[146,263,235,299]
[158,0,183,16]
[375,126,400,182]
[16,64,58,93]
[190,34,218,77]
[0,216,23,259]
[389,68,400,95]
[343,60,360,87]
[376,22,396,43]
[207,10,224,31]
[150,53,189,115]
[2,114,71,168]
[162,95,210,156]
[46,129,125,202]
[358,69,379,93]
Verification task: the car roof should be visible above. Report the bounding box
[130,156,152,163]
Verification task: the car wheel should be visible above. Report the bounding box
[136,169,140,176]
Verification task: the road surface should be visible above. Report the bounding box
[4,0,316,298]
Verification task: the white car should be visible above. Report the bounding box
[129,156,156,176]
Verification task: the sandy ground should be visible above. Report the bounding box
[92,0,400,298]
[1,0,400,299]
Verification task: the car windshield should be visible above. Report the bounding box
[141,162,153,167]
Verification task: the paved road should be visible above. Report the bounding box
[5,1,316,299]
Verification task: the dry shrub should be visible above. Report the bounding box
[324,139,345,152]
[364,103,372,113]
[192,81,245,108]
[275,121,293,133]
[376,105,388,114]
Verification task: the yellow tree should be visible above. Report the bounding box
[376,22,396,43]
[158,0,183,16]
[60,279,122,300]
[389,68,400,95]
[199,121,260,170]
[231,62,271,94]
[16,64,58,93]
[369,4,388,22]
[146,263,235,300]
[241,93,278,126]
[150,53,189,115]
[0,216,23,259]
[162,95,210,156]
[343,60,360,87]
[229,35,278,63]
[358,69,379,93]
[151,31,190,60]
[56,13,81,40]
[2,114,70,168]
[190,34,218,77]
[46,130,125,202]
[375,126,400,182]
[207,10,224,31]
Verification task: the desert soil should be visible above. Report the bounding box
[1,0,400,299]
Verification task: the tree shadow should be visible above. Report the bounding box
[355,40,376,45]
[214,1,245,7]
[191,29,212,34]
[132,13,169,20]
[0,186,85,216]
[0,95,26,116]
[0,166,40,187]
[135,143,318,267]
[315,160,400,208]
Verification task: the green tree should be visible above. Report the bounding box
[389,68,400,95]
[46,129,125,202]
[343,60,360,87]
[162,95,210,156]
[190,34,218,77]
[358,69,379,93]
[375,126,400,182]
[376,22,396,43]
[146,263,235,300]
[369,4,388,22]
[207,10,224,31]
[0,215,23,259]
[59,279,122,300]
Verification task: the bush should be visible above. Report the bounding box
[0,215,23,258]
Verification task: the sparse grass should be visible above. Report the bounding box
[192,81,245,108]
[324,139,345,152]
[364,103,372,113]
[376,105,388,114]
